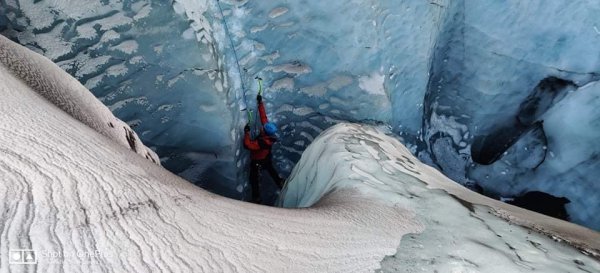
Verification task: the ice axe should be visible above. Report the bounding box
[255,76,263,96]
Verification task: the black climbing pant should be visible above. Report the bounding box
[250,157,284,203]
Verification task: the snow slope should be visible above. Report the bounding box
[0,35,420,272]
[0,35,159,164]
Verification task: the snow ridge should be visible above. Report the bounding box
[0,35,159,164]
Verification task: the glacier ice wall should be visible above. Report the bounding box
[218,0,446,173]
[2,0,600,228]
[216,0,600,229]
[423,0,600,230]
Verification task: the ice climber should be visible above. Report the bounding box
[243,94,285,204]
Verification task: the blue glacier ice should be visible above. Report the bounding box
[422,0,600,230]
[1,0,599,229]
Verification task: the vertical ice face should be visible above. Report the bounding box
[468,81,600,229]
[423,0,600,230]
[213,0,447,175]
[208,0,600,229]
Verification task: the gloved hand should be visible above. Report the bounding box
[244,124,250,132]
[257,94,262,102]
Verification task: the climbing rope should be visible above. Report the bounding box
[215,1,270,139]
[215,0,268,139]
[215,0,250,110]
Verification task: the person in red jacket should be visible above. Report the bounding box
[244,94,284,204]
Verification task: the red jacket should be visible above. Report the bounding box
[244,102,275,160]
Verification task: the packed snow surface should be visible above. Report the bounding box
[0,35,159,164]
[1,37,599,272]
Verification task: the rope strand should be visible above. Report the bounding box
[215,0,249,109]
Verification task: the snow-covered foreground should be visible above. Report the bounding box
[0,36,598,272]
[0,35,414,272]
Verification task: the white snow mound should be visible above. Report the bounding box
[0,35,159,164]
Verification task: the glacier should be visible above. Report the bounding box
[422,0,600,231]
[0,34,599,271]
[2,0,599,229]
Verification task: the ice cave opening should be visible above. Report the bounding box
[1,0,599,231]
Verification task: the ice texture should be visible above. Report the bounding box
[0,36,598,271]
[218,0,600,229]
[2,0,600,229]
[423,0,600,230]
[217,0,443,174]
